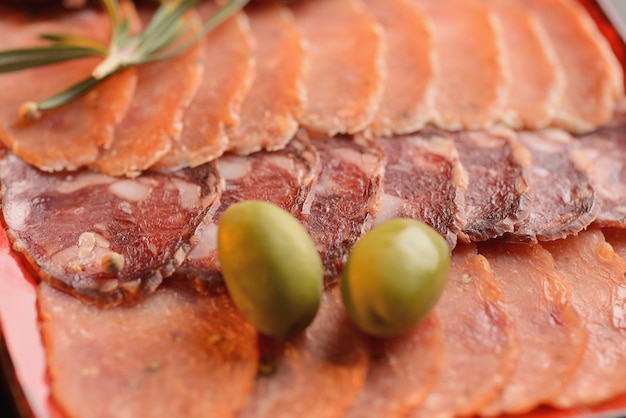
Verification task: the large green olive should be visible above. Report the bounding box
[217,201,323,338]
[341,219,450,338]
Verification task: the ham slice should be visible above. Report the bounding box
[156,5,254,169]
[345,313,443,418]
[226,2,305,155]
[481,0,564,129]
[38,282,258,418]
[542,229,626,408]
[520,0,624,133]
[237,286,369,418]
[410,244,518,418]
[478,241,586,416]
[0,150,221,306]
[292,0,384,135]
[415,0,506,130]
[373,132,466,248]
[0,3,137,172]
[362,0,434,136]
[510,129,598,242]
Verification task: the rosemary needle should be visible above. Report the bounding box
[0,0,250,119]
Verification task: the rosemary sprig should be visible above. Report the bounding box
[1,0,250,119]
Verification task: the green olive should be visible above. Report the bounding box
[217,201,323,338]
[341,219,450,338]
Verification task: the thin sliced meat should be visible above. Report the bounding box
[292,0,385,135]
[156,5,254,169]
[0,150,220,306]
[345,313,443,418]
[410,244,518,418]
[302,135,385,283]
[38,281,258,418]
[237,285,369,418]
[0,3,137,172]
[509,129,598,242]
[521,0,624,133]
[575,112,626,228]
[362,0,434,136]
[226,2,305,155]
[91,10,204,177]
[542,229,626,408]
[481,0,564,129]
[454,128,532,242]
[603,228,626,261]
[478,241,586,416]
[415,0,506,130]
[373,132,466,248]
[176,137,318,284]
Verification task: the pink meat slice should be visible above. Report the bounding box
[292,0,385,135]
[575,112,626,228]
[415,0,506,130]
[410,244,518,418]
[453,128,532,242]
[0,3,137,172]
[227,2,305,155]
[510,130,598,242]
[520,0,624,133]
[156,4,254,169]
[38,282,258,418]
[542,229,626,408]
[0,150,221,306]
[91,9,204,177]
[373,132,466,248]
[478,241,586,416]
[345,313,443,418]
[237,285,369,418]
[481,0,564,129]
[362,0,434,136]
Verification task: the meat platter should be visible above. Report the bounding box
[3,0,626,417]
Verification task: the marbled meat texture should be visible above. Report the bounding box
[453,128,532,242]
[0,150,221,306]
[510,130,598,242]
[38,282,258,418]
[373,133,466,248]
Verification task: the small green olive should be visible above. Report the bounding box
[217,201,323,338]
[341,219,450,338]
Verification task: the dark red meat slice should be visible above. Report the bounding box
[453,128,532,242]
[0,150,220,306]
[509,129,598,241]
[373,132,466,248]
[38,282,258,418]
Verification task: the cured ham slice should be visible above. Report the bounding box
[303,135,385,282]
[38,282,258,418]
[510,129,598,242]
[91,10,204,177]
[415,0,506,130]
[478,241,586,416]
[226,2,305,155]
[373,132,466,248]
[453,128,531,242]
[481,0,564,129]
[292,0,384,135]
[237,286,369,418]
[575,112,626,228]
[521,0,624,133]
[345,313,443,418]
[0,150,220,306]
[542,230,626,407]
[156,5,254,169]
[177,137,318,283]
[0,3,137,172]
[362,0,434,136]
[409,244,517,418]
